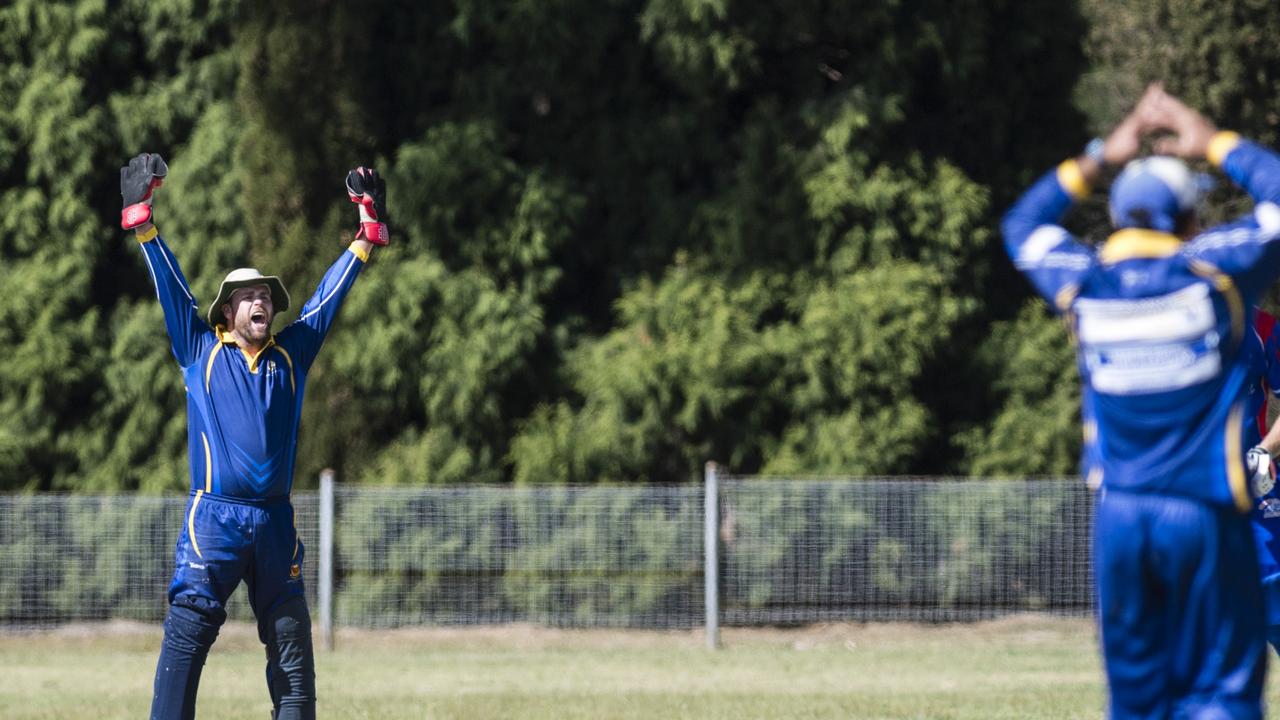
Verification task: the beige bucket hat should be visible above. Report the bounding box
[206,268,291,327]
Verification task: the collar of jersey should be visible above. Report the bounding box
[214,324,278,371]
[1098,228,1183,265]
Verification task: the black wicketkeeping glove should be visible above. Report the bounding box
[345,166,389,245]
[120,153,168,229]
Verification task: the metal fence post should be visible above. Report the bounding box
[704,461,720,649]
[318,468,335,651]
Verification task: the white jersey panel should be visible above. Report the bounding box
[1075,284,1222,395]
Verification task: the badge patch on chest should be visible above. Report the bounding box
[290,563,301,579]
[1261,498,1280,519]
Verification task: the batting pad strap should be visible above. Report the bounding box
[347,242,370,263]
[1056,159,1090,200]
[135,224,159,243]
[1207,131,1242,168]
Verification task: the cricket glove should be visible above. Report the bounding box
[346,166,389,245]
[1247,446,1275,498]
[120,153,168,229]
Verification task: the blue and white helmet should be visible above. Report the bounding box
[1109,156,1213,233]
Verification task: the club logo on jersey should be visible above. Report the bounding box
[1120,269,1149,287]
[1262,498,1280,519]
[290,563,301,579]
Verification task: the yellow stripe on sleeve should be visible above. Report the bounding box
[348,242,370,263]
[1056,159,1090,200]
[205,343,223,393]
[1054,283,1079,313]
[1207,131,1242,168]
[135,225,159,243]
[274,346,296,394]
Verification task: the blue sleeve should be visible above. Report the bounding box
[1184,138,1280,304]
[1000,161,1097,312]
[137,230,214,368]
[276,244,367,372]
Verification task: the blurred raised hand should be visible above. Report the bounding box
[1136,84,1219,160]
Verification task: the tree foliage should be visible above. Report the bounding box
[7,0,1279,490]
[966,0,1280,478]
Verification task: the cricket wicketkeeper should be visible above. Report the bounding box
[123,152,388,719]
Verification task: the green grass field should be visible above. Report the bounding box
[0,616,1129,719]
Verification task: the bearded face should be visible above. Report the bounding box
[222,284,274,345]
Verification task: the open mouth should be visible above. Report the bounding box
[250,311,268,326]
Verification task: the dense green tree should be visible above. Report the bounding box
[0,0,242,490]
[958,302,1081,477]
[965,0,1280,478]
[508,1,1074,483]
[15,0,1280,490]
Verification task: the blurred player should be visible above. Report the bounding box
[121,153,390,719]
[1002,84,1280,719]
[1245,306,1280,654]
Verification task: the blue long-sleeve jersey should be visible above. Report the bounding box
[138,229,367,499]
[1002,134,1280,511]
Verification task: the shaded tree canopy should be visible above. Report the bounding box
[3,0,1279,491]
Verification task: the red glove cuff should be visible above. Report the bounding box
[350,191,387,244]
[357,222,389,245]
[122,203,153,230]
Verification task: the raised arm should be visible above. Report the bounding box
[122,153,212,368]
[1002,104,1148,311]
[276,166,389,370]
[1139,87,1280,300]
[1000,162,1095,312]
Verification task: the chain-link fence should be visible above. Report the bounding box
[332,484,706,628]
[0,494,321,627]
[0,477,1094,632]
[719,477,1094,624]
